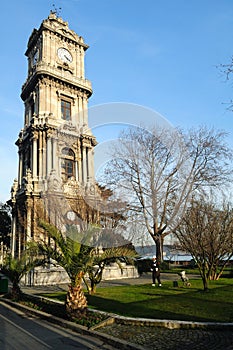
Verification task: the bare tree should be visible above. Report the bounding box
[102,126,232,262]
[174,197,233,291]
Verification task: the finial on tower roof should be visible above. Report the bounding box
[51,4,62,17]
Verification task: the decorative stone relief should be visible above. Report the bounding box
[22,169,33,195]
[11,179,18,202]
[47,169,63,192]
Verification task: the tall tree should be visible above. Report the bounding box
[174,197,233,291]
[102,126,233,262]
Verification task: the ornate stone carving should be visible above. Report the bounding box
[85,182,96,196]
[47,169,63,192]
[22,169,33,195]
[11,179,18,202]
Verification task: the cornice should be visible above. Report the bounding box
[81,133,98,147]
[21,62,92,100]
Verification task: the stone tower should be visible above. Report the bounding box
[10,12,98,257]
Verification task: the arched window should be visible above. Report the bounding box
[61,147,75,180]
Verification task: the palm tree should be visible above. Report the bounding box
[1,247,45,300]
[83,246,137,294]
[38,221,138,311]
[38,221,93,316]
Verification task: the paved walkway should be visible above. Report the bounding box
[20,274,233,350]
[21,272,194,293]
[99,323,233,350]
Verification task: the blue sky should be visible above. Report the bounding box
[0,0,233,202]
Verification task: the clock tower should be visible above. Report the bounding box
[11,12,98,257]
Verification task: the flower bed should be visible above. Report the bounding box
[8,293,108,329]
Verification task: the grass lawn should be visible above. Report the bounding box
[41,278,233,323]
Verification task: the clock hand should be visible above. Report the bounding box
[64,54,71,62]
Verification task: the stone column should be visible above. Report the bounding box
[88,148,95,181]
[78,153,82,182]
[18,152,23,186]
[52,137,58,173]
[83,95,88,126]
[75,160,79,181]
[82,145,87,183]
[78,95,83,126]
[80,46,85,78]
[32,133,38,178]
[47,132,52,176]
[43,33,47,61]
[38,131,43,179]
[42,131,46,178]
[26,204,32,242]
[11,216,16,258]
[76,46,80,77]
[86,147,89,180]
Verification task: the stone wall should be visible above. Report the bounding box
[21,263,139,286]
[102,263,139,280]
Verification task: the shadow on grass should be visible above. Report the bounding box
[87,293,210,322]
[37,279,233,323]
[87,283,233,323]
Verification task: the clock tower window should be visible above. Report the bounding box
[61,147,75,180]
[61,99,71,121]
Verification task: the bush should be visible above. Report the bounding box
[136,259,152,275]
[160,261,169,270]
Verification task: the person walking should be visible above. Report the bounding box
[151,256,162,287]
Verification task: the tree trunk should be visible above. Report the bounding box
[90,281,96,295]
[202,275,209,291]
[155,238,163,262]
[11,281,22,300]
[66,284,87,316]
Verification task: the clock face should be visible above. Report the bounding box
[57,47,73,63]
[67,211,76,221]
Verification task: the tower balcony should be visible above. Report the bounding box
[21,61,92,100]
